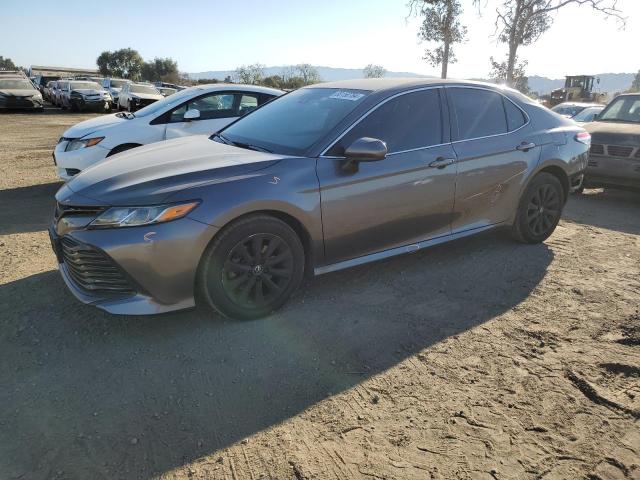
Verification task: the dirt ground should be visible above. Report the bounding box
[0,109,638,480]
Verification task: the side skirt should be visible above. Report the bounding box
[314,223,502,276]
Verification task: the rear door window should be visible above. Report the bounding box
[327,88,443,155]
[449,88,508,140]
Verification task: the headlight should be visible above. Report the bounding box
[65,137,105,151]
[90,202,199,228]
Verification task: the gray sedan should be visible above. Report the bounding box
[50,78,589,319]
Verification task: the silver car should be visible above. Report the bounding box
[50,79,589,319]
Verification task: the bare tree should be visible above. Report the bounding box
[234,64,265,85]
[294,64,321,85]
[493,0,625,86]
[363,64,386,78]
[409,0,467,79]
[489,55,530,93]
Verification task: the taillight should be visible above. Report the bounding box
[575,131,591,145]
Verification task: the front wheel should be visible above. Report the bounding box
[197,215,305,320]
[512,172,564,243]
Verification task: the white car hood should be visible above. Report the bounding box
[131,92,163,100]
[0,89,38,97]
[62,113,129,139]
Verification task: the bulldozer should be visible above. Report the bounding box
[549,75,607,106]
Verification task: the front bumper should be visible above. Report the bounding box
[585,153,640,190]
[0,96,43,109]
[70,97,110,111]
[49,217,219,315]
[53,139,111,181]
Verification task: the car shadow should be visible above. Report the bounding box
[0,181,62,234]
[0,231,554,480]
[563,188,640,235]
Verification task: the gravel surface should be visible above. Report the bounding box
[1,110,639,480]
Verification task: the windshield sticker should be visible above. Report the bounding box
[329,91,366,101]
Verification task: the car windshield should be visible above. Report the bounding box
[572,106,603,122]
[109,79,128,88]
[219,88,371,155]
[70,82,101,90]
[598,96,640,123]
[130,84,160,94]
[0,79,35,90]
[133,87,200,118]
[551,104,586,117]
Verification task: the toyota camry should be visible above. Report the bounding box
[50,78,590,319]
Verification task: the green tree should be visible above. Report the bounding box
[96,48,144,80]
[410,0,468,79]
[0,56,17,70]
[489,55,530,94]
[363,64,386,78]
[630,70,640,92]
[493,0,624,86]
[234,64,265,84]
[293,63,320,85]
[141,57,179,82]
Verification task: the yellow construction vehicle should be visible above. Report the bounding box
[550,75,607,106]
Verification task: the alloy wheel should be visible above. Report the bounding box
[526,184,561,236]
[221,233,294,308]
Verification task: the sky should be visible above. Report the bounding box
[1,0,637,79]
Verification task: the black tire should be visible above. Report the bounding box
[197,215,305,320]
[106,144,140,157]
[512,172,564,244]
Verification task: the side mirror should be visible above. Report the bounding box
[183,109,200,121]
[344,137,387,162]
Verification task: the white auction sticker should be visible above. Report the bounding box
[329,91,366,101]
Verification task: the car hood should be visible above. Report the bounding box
[73,88,106,96]
[585,121,640,145]
[56,135,283,206]
[0,88,38,97]
[62,113,129,139]
[131,92,163,100]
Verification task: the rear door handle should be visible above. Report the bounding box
[429,157,455,169]
[516,142,536,152]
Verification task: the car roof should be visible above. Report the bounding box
[188,83,285,95]
[305,77,515,92]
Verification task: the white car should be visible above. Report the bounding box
[117,83,164,112]
[53,84,283,180]
[101,78,130,108]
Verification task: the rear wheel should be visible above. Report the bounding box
[198,215,305,320]
[512,172,564,243]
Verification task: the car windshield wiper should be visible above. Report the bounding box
[211,133,273,153]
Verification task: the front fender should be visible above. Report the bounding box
[173,157,324,265]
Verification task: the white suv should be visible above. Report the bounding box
[117,83,163,111]
[53,84,283,180]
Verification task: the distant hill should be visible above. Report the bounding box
[188,65,634,94]
[189,65,429,82]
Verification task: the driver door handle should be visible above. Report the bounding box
[516,142,536,152]
[429,157,455,169]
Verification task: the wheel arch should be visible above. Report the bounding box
[210,209,317,277]
[106,143,143,157]
[537,164,570,202]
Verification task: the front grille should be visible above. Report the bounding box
[590,144,604,155]
[61,237,135,296]
[636,149,640,159]
[54,202,104,222]
[607,145,634,158]
[588,159,598,167]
